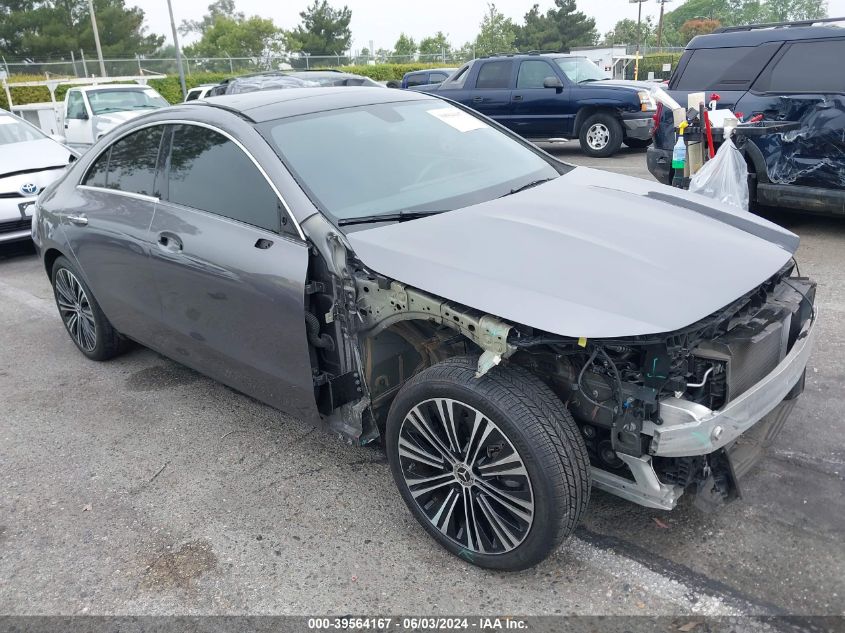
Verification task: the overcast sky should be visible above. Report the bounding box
[131,0,845,51]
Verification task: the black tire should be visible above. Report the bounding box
[385,356,590,570]
[579,112,624,158]
[51,256,125,361]
[624,137,652,149]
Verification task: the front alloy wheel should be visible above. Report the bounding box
[585,123,611,152]
[579,112,623,158]
[397,398,534,554]
[386,356,590,570]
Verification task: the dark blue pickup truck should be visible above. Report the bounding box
[648,20,845,215]
[412,53,656,157]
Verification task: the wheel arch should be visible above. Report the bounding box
[574,105,620,135]
[360,319,482,433]
[43,247,66,279]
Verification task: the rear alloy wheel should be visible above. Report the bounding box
[386,356,590,570]
[51,256,125,361]
[579,113,623,158]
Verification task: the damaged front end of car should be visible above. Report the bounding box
[304,220,817,512]
[505,262,817,510]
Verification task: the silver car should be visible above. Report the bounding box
[32,88,818,570]
[0,112,76,244]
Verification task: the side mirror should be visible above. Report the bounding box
[80,111,89,120]
[543,76,564,90]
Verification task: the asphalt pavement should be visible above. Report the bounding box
[1,145,843,618]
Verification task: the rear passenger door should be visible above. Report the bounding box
[464,60,516,124]
[64,124,165,342]
[511,59,569,138]
[743,38,845,189]
[147,123,316,419]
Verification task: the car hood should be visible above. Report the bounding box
[346,167,798,338]
[596,79,656,90]
[94,110,148,126]
[0,138,71,176]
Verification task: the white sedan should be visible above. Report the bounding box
[0,112,77,244]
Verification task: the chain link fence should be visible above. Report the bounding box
[1,52,472,79]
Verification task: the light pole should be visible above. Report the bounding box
[86,0,107,77]
[656,0,672,48]
[629,0,648,80]
[166,0,187,99]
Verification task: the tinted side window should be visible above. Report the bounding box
[84,149,110,187]
[429,73,448,83]
[517,60,557,89]
[440,63,472,90]
[757,40,845,93]
[105,126,163,196]
[185,89,201,101]
[675,47,754,90]
[405,74,429,87]
[475,61,514,89]
[167,125,281,234]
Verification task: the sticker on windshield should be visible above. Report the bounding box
[427,107,488,132]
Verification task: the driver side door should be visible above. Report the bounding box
[510,60,571,138]
[64,90,94,148]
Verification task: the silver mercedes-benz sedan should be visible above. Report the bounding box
[31,88,817,570]
[0,111,76,243]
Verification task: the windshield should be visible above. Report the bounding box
[556,57,608,83]
[0,116,47,145]
[261,100,560,223]
[87,88,168,114]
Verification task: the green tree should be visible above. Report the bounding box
[180,0,243,35]
[514,0,597,52]
[419,31,451,58]
[393,32,417,58]
[284,0,352,56]
[660,0,827,45]
[602,17,655,46]
[184,16,281,60]
[473,3,517,57]
[0,0,163,59]
[764,0,827,20]
[679,17,722,40]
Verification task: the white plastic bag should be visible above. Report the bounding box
[688,138,749,212]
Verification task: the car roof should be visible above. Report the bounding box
[477,53,584,60]
[687,24,845,49]
[200,86,436,122]
[287,71,363,79]
[407,68,457,74]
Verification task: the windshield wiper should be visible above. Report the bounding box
[337,210,447,227]
[577,78,603,84]
[501,178,556,198]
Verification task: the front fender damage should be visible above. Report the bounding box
[353,276,517,378]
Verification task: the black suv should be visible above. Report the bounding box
[648,18,845,215]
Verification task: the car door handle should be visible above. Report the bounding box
[513,95,523,102]
[472,96,484,103]
[157,232,183,253]
[66,214,88,226]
